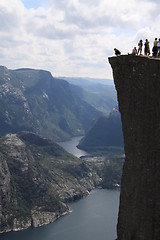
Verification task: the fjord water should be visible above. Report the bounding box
[58,136,89,157]
[1,137,120,240]
[1,189,119,240]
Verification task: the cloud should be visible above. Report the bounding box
[0,0,160,79]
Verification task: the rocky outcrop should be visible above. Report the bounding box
[0,132,101,233]
[109,55,160,240]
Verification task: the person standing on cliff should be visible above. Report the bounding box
[157,38,160,56]
[144,39,150,56]
[152,38,158,57]
[137,40,143,55]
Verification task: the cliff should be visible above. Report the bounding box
[109,55,160,240]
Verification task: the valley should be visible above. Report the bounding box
[0,65,123,236]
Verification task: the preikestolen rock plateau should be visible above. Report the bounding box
[109,55,160,240]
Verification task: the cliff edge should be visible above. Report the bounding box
[109,55,160,240]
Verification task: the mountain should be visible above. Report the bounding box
[0,132,102,233]
[61,77,117,115]
[0,132,124,233]
[70,84,117,115]
[109,55,160,239]
[78,108,124,152]
[59,77,114,87]
[0,66,101,141]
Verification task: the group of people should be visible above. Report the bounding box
[114,38,160,57]
[133,38,160,57]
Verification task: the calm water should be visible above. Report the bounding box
[58,136,89,158]
[1,189,119,240]
[1,137,120,240]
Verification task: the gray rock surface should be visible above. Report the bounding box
[109,55,160,240]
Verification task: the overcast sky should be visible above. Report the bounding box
[0,0,160,79]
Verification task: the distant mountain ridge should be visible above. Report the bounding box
[58,76,114,86]
[62,77,117,115]
[0,66,101,141]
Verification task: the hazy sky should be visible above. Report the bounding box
[0,0,160,79]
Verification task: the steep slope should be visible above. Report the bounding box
[62,76,117,115]
[109,55,160,240]
[78,108,124,152]
[0,66,101,141]
[0,132,101,233]
[70,83,117,115]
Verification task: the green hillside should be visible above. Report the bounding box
[78,108,124,152]
[0,132,101,232]
[0,132,124,233]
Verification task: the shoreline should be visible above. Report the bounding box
[0,209,71,234]
[0,189,91,235]
[0,188,119,235]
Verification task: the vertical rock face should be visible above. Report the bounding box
[109,55,160,240]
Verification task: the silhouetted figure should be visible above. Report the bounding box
[137,40,143,55]
[144,39,150,56]
[158,38,160,56]
[132,47,138,55]
[153,38,158,57]
[114,48,121,56]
